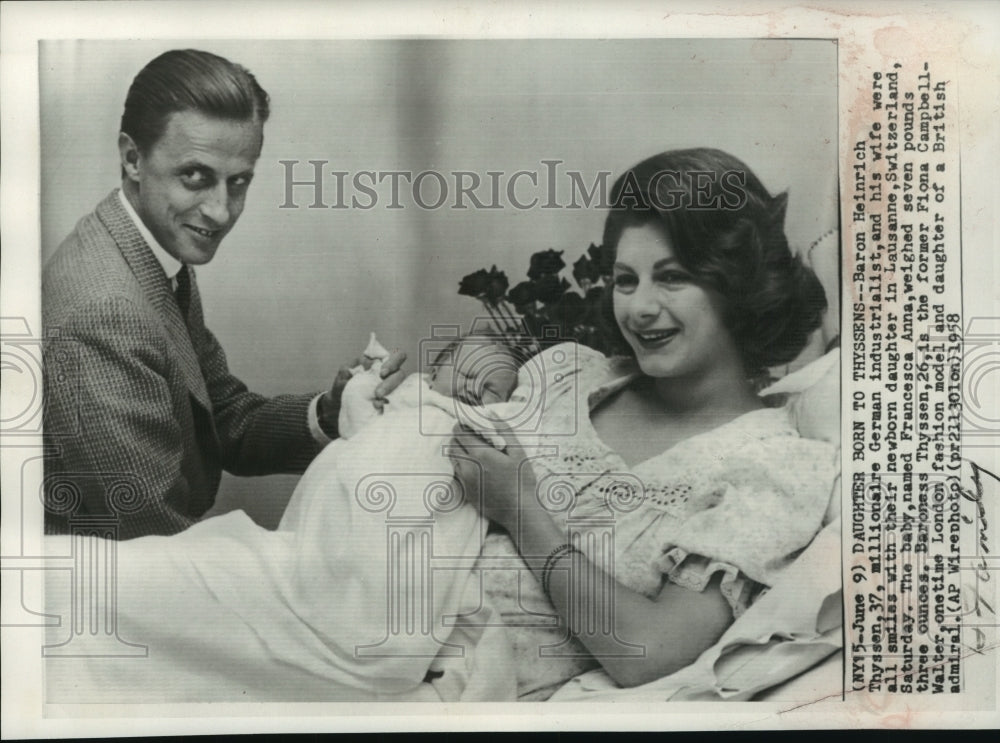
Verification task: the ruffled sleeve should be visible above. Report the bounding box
[661,434,838,587]
[655,548,762,618]
[591,412,838,618]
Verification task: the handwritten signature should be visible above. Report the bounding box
[958,459,997,653]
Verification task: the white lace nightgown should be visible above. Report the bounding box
[473,343,838,700]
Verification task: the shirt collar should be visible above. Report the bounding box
[117,187,184,283]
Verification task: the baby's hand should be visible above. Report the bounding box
[336,333,407,438]
[337,372,383,439]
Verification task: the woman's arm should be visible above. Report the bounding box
[513,496,733,688]
[451,424,735,688]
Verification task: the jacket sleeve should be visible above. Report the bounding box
[192,319,323,476]
[43,294,202,538]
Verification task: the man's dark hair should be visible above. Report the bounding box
[600,147,828,377]
[120,49,270,154]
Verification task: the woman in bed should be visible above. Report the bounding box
[45,147,836,704]
[449,147,836,699]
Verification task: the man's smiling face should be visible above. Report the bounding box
[120,109,262,265]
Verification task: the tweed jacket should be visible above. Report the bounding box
[43,190,323,539]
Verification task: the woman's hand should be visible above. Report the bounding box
[449,421,539,534]
[451,421,735,689]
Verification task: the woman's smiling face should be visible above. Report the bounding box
[612,224,743,381]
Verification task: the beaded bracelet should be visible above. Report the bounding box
[540,543,583,604]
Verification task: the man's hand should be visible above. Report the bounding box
[316,350,407,435]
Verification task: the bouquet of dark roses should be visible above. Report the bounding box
[457,244,617,356]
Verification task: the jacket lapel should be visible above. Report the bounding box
[95,191,213,412]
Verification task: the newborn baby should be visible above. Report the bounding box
[427,335,521,405]
[276,331,527,697]
[336,332,521,439]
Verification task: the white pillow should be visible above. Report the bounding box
[761,347,840,446]
[761,348,840,525]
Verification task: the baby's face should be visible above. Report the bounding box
[429,337,518,404]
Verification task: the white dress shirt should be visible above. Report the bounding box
[117,188,183,287]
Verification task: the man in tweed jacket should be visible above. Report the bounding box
[43,50,405,539]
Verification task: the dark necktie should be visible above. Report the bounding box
[175,265,192,318]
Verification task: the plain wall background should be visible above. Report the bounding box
[40,38,838,527]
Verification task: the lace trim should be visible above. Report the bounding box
[533,443,622,480]
[656,547,763,618]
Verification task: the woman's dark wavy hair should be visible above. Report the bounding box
[600,148,827,377]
